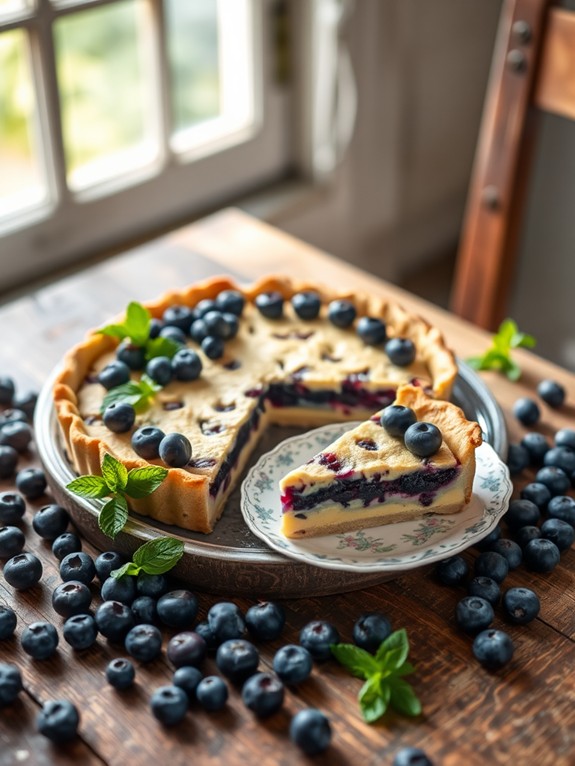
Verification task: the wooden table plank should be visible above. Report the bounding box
[1,208,575,765]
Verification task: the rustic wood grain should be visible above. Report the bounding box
[0,209,574,764]
[535,7,575,120]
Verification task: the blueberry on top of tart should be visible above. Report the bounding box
[279,385,482,539]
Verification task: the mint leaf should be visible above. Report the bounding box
[512,332,536,349]
[125,466,168,499]
[145,336,180,361]
[466,318,536,381]
[99,495,129,539]
[124,301,150,346]
[66,475,110,498]
[101,377,160,414]
[388,677,422,717]
[110,562,141,580]
[96,323,129,341]
[139,374,161,396]
[101,453,128,493]
[132,537,184,575]
[375,628,409,671]
[330,643,381,679]
[359,676,389,723]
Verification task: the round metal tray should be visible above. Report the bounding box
[35,362,507,598]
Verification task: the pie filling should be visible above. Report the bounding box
[280,466,461,513]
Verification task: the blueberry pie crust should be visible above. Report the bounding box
[53,276,458,533]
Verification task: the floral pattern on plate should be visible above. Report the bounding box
[240,422,512,573]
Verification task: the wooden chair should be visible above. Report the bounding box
[450,0,575,330]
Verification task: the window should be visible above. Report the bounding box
[0,0,293,291]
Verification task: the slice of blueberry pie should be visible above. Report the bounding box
[54,276,458,533]
[279,385,482,539]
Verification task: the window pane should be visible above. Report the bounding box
[54,0,156,191]
[0,0,30,18]
[167,0,255,154]
[0,28,47,221]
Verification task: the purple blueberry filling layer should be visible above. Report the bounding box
[266,381,396,410]
[281,466,459,513]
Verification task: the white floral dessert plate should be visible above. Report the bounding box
[241,423,512,573]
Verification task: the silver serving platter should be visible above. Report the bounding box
[35,362,507,597]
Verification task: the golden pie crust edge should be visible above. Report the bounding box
[53,275,458,533]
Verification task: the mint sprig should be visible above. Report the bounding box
[100,374,161,414]
[97,301,151,347]
[467,318,536,381]
[66,453,168,539]
[110,537,184,579]
[331,628,421,723]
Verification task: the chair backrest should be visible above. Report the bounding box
[450,0,575,330]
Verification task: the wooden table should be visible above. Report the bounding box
[1,209,574,766]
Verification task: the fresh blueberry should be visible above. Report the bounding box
[502,587,540,624]
[150,685,188,725]
[37,699,80,743]
[21,621,59,659]
[543,447,575,475]
[512,397,540,426]
[131,596,157,625]
[3,552,43,590]
[60,552,96,585]
[216,289,245,317]
[173,666,203,699]
[540,518,575,551]
[435,556,469,587]
[202,310,230,339]
[291,291,321,320]
[171,348,202,381]
[474,551,509,583]
[0,446,18,479]
[404,422,442,458]
[472,629,514,670]
[159,326,187,347]
[555,428,575,451]
[474,525,502,551]
[95,551,126,582]
[352,612,392,652]
[393,748,434,766]
[535,466,570,496]
[158,432,192,468]
[245,601,285,641]
[524,538,561,573]
[504,499,540,529]
[145,356,173,386]
[0,376,15,405]
[195,298,218,317]
[255,291,284,319]
[131,426,165,460]
[506,444,529,475]
[220,312,240,339]
[103,402,136,433]
[290,708,332,756]
[149,317,165,338]
[515,525,542,549]
[0,663,22,706]
[241,672,284,717]
[106,658,135,689]
[385,337,416,367]
[98,361,131,390]
[157,590,198,629]
[216,639,259,683]
[190,318,209,343]
[0,408,27,428]
[201,335,225,360]
[125,624,163,663]
[356,316,386,345]
[520,482,551,511]
[52,532,82,561]
[15,467,47,499]
[136,572,168,599]
[299,620,340,661]
[537,379,565,408]
[95,600,135,642]
[273,644,313,685]
[207,601,246,644]
[32,504,69,541]
[194,620,218,650]
[546,495,575,525]
[0,606,17,640]
[490,539,522,570]
[12,391,37,420]
[162,304,195,333]
[380,405,417,438]
[0,421,32,452]
[166,631,207,668]
[101,574,136,605]
[455,596,494,634]
[196,675,228,711]
[327,299,356,328]
[468,576,500,606]
[63,614,98,651]
[117,341,146,371]
[52,581,92,618]
[0,526,25,559]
